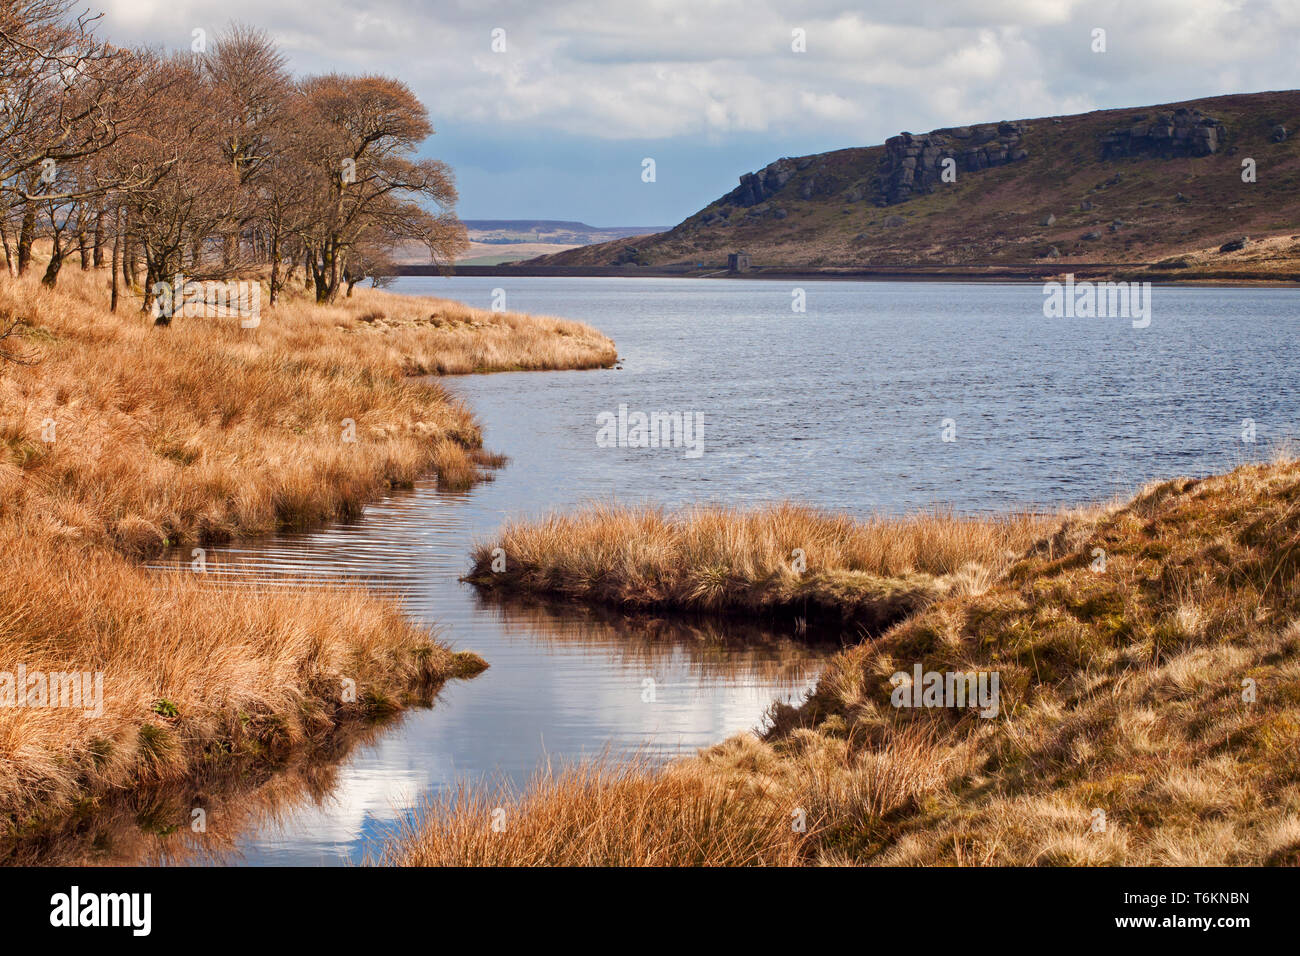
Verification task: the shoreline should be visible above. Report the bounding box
[390,458,1300,866]
[465,503,1053,634]
[395,263,1300,287]
[0,265,616,857]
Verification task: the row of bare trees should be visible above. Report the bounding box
[0,2,467,320]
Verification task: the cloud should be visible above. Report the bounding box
[95,0,1300,219]
[99,0,1300,141]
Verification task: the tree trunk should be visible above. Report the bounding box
[314,242,341,303]
[120,210,135,289]
[0,223,15,277]
[127,243,140,289]
[77,226,91,270]
[16,205,36,275]
[110,208,121,312]
[268,229,281,306]
[145,261,165,324]
[93,208,106,267]
[40,232,64,287]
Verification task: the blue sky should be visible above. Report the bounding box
[101,0,1300,226]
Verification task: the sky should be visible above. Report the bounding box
[98,0,1300,227]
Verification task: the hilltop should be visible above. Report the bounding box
[525,90,1300,280]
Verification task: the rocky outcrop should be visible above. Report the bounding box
[871,122,1028,205]
[720,120,1029,210]
[723,159,798,207]
[1100,108,1227,158]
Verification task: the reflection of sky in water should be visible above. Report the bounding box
[151,473,830,865]
[145,277,1300,865]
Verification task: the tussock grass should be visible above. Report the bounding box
[467,502,1052,630]
[383,723,956,867]
[0,263,607,837]
[392,458,1300,865]
[379,753,808,866]
[335,291,618,375]
[0,521,486,832]
[0,268,615,555]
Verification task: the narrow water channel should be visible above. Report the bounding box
[134,276,1300,865]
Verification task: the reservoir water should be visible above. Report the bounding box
[146,277,1298,864]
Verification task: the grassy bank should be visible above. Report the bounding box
[466,502,1053,631]
[1,268,616,555]
[0,527,487,837]
[0,265,614,839]
[393,459,1300,865]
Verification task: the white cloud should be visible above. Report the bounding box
[98,0,1300,143]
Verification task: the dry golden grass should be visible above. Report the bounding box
[2,701,401,865]
[1142,232,1300,279]
[1,268,615,555]
[384,722,954,866]
[0,520,486,834]
[379,753,807,866]
[335,288,617,374]
[392,457,1300,866]
[0,263,611,838]
[467,501,1053,630]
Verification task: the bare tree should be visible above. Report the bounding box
[204,23,290,267]
[110,52,238,319]
[294,74,466,303]
[2,9,468,319]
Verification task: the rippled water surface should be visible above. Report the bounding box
[151,277,1297,865]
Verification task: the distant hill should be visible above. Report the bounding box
[388,221,670,266]
[524,90,1300,277]
[462,220,668,244]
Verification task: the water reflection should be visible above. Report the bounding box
[1,714,419,866]
[476,592,841,690]
[70,274,1287,866]
[128,473,833,865]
